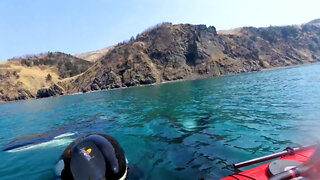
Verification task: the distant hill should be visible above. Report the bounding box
[1,19,320,103]
[74,46,114,62]
[0,61,60,102]
[9,52,93,78]
[0,52,93,102]
[307,18,320,25]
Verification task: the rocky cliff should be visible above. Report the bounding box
[64,22,320,94]
[1,20,320,102]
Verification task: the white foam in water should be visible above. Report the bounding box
[54,132,76,139]
[7,132,76,153]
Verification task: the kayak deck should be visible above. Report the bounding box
[221,148,315,180]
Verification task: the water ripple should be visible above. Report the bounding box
[1,64,320,179]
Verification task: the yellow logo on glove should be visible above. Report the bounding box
[85,148,92,155]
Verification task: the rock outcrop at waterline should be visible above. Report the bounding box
[64,22,320,93]
[1,19,320,102]
[36,84,65,98]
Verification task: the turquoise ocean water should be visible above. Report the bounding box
[1,63,320,179]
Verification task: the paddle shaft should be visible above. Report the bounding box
[233,145,315,169]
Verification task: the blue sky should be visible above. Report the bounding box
[0,0,319,61]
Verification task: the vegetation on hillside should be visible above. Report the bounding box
[10,52,93,78]
[1,52,93,102]
[0,61,60,102]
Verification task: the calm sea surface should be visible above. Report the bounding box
[1,64,320,180]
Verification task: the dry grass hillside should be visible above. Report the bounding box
[74,46,114,62]
[11,52,94,78]
[0,52,94,102]
[0,61,60,102]
[217,28,243,35]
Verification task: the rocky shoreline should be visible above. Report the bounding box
[1,61,319,105]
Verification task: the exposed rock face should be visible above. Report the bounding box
[65,22,320,94]
[0,88,34,102]
[36,84,65,98]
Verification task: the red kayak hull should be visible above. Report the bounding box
[221,148,315,180]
